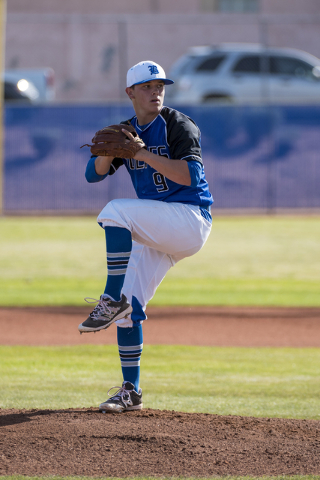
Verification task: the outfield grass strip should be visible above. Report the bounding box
[1,216,320,307]
[1,345,320,419]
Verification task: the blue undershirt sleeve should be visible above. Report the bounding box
[187,160,202,188]
[85,156,110,183]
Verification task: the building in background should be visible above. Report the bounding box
[5,0,320,102]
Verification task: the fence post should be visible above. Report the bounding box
[260,18,276,213]
[118,20,128,99]
[0,0,6,216]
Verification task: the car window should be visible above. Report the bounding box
[170,55,200,76]
[270,56,314,78]
[233,55,261,73]
[196,55,225,72]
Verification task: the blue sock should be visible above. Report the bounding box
[117,324,143,393]
[104,226,132,301]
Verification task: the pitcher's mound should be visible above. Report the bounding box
[1,408,320,476]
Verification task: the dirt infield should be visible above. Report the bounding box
[1,305,320,347]
[1,305,320,477]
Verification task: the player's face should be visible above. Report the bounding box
[127,80,165,118]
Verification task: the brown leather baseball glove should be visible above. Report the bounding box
[80,124,146,158]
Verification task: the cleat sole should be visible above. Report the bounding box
[78,303,133,333]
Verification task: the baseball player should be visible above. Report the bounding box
[78,60,213,413]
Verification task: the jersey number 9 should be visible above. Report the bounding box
[153,172,169,192]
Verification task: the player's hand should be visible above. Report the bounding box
[121,128,146,156]
[122,128,136,142]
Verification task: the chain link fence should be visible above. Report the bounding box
[3,103,320,214]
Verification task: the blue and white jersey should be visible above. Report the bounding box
[86,106,213,208]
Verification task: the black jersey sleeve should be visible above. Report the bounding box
[108,157,123,176]
[161,107,203,164]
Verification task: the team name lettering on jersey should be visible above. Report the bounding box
[148,146,168,158]
[128,158,148,170]
[128,146,168,171]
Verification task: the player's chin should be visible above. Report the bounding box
[150,100,163,111]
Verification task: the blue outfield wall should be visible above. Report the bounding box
[3,103,320,213]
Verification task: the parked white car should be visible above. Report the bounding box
[166,44,320,104]
[4,67,55,102]
[4,77,40,102]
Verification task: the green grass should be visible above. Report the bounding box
[0,216,320,306]
[1,345,320,420]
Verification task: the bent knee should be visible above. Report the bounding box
[97,199,131,229]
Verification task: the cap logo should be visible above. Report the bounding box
[148,65,160,75]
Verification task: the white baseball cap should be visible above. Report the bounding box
[127,61,174,88]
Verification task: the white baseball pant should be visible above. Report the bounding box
[97,198,211,327]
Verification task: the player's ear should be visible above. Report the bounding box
[126,87,135,101]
